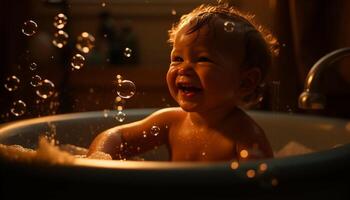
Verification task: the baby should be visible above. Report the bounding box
[88,3,278,162]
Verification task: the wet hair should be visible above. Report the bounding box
[168,3,279,107]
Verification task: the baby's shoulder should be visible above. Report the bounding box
[149,107,186,124]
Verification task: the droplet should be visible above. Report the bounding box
[114,96,126,110]
[171,9,177,15]
[4,75,20,91]
[22,20,38,36]
[115,111,126,122]
[10,100,26,116]
[116,80,136,99]
[36,79,55,99]
[71,54,85,70]
[224,21,235,32]
[142,131,147,138]
[150,125,160,136]
[76,32,95,53]
[30,75,42,87]
[29,62,38,71]
[123,47,132,58]
[53,13,68,29]
[52,30,69,48]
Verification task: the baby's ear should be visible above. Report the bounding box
[238,67,262,96]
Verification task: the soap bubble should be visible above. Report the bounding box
[116,80,136,99]
[10,100,26,116]
[52,30,69,48]
[22,20,38,36]
[30,75,42,87]
[36,79,55,99]
[124,47,132,58]
[71,54,85,70]
[76,32,95,53]
[53,13,67,29]
[29,62,38,71]
[224,21,235,32]
[4,75,20,91]
[150,125,160,136]
[115,111,126,122]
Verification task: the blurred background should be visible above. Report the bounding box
[1,0,350,124]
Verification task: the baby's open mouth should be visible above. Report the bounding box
[177,82,202,95]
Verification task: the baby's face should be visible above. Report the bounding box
[167,18,247,112]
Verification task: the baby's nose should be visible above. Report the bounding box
[178,63,195,76]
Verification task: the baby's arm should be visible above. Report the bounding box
[87,108,179,160]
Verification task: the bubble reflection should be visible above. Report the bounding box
[30,75,42,87]
[10,100,26,116]
[224,21,235,32]
[4,75,20,91]
[116,80,136,99]
[22,20,38,36]
[150,125,160,136]
[76,32,95,53]
[71,54,85,70]
[52,30,69,48]
[115,111,126,122]
[36,79,55,99]
[53,13,67,29]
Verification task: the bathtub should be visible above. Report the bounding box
[0,108,350,199]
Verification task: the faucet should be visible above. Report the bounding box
[298,47,350,109]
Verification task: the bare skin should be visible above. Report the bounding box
[88,17,273,162]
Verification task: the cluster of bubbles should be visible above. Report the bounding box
[52,13,69,49]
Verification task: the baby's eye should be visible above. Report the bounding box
[171,56,183,63]
[198,56,212,63]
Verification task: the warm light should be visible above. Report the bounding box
[115,96,122,102]
[246,169,256,178]
[345,122,350,132]
[230,161,239,170]
[271,178,278,186]
[82,47,90,53]
[82,32,89,38]
[240,149,249,158]
[117,106,123,111]
[259,163,268,172]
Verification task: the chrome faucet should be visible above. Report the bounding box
[298,47,350,109]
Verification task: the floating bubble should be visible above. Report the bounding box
[71,54,85,70]
[115,111,126,122]
[150,125,160,136]
[10,100,26,116]
[224,21,235,32]
[36,79,55,99]
[76,32,95,53]
[102,2,106,7]
[52,30,69,48]
[53,13,67,29]
[30,75,42,87]
[29,62,38,71]
[116,80,136,99]
[142,131,147,138]
[259,163,268,172]
[22,20,38,36]
[114,96,126,109]
[4,75,20,91]
[124,47,132,58]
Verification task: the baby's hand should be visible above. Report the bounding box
[87,151,112,160]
